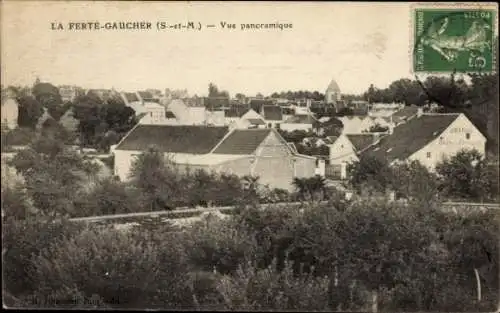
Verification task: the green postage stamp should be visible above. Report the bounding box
[413,3,497,73]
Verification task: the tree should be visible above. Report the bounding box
[436,149,497,201]
[235,93,246,102]
[391,160,439,204]
[74,178,143,217]
[32,225,190,308]
[348,154,393,194]
[129,147,182,210]
[292,176,326,202]
[32,82,62,107]
[16,96,44,129]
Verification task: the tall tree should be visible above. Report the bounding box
[16,96,44,129]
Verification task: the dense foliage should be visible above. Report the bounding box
[3,199,498,311]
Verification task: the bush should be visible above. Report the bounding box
[31,225,191,309]
[2,217,84,297]
[216,259,331,311]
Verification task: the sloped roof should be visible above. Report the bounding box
[124,92,139,103]
[115,125,229,153]
[165,111,176,118]
[249,99,274,113]
[326,79,341,92]
[363,114,459,162]
[225,106,249,118]
[212,129,271,155]
[284,114,317,124]
[392,106,419,123]
[262,105,283,121]
[287,142,298,153]
[247,118,266,125]
[346,134,376,151]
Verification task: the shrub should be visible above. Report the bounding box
[216,259,331,311]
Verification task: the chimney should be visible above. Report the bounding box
[417,107,424,118]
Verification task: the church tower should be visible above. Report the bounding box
[325,79,341,104]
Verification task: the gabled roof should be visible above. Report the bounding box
[363,114,459,162]
[346,134,377,152]
[212,129,271,155]
[262,105,283,121]
[225,106,249,118]
[284,114,317,124]
[115,125,229,153]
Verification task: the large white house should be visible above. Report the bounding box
[363,113,486,171]
[112,125,318,191]
[327,112,486,179]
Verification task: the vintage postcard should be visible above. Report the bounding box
[2,1,499,311]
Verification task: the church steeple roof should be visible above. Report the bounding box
[326,79,340,92]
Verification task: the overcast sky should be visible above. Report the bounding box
[2,1,490,96]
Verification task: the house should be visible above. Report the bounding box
[137,91,156,103]
[338,116,367,134]
[293,99,312,115]
[224,106,250,125]
[232,109,266,129]
[112,125,317,191]
[363,113,486,171]
[339,115,393,134]
[58,85,84,103]
[167,99,207,125]
[281,114,317,132]
[205,110,226,126]
[138,102,167,124]
[1,89,19,130]
[261,105,283,128]
[327,133,381,179]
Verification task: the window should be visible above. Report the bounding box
[426,152,431,158]
[466,133,470,139]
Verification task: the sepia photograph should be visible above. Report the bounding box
[1,1,499,311]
